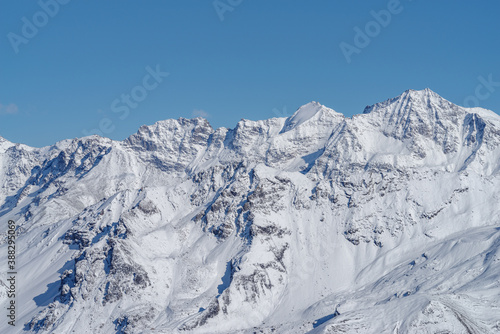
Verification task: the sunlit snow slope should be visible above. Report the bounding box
[1,89,500,333]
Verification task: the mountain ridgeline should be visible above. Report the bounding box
[1,89,500,333]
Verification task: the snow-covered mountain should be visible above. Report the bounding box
[1,89,500,333]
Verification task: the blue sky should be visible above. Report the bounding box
[1,0,499,147]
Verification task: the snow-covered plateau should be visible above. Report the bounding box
[1,88,500,333]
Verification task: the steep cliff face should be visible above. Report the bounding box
[1,89,500,334]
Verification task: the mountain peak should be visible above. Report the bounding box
[405,87,434,94]
[291,101,323,118]
[280,101,342,133]
[363,88,451,115]
[301,101,322,108]
[0,135,14,152]
[402,87,441,100]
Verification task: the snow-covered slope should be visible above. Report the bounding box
[1,89,500,333]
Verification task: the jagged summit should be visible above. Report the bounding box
[0,136,15,153]
[3,90,499,151]
[363,88,450,114]
[399,87,449,105]
[405,87,438,96]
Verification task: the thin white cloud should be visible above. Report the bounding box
[0,103,18,115]
[191,109,210,118]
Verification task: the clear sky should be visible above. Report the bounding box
[1,0,499,147]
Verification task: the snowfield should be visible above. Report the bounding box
[1,88,500,333]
